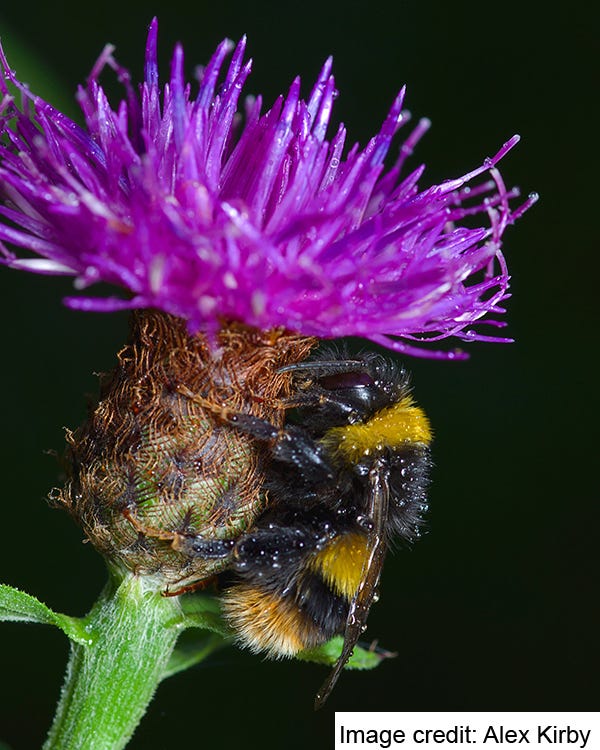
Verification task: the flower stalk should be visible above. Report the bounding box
[43,574,181,750]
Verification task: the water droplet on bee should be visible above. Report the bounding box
[356,515,374,531]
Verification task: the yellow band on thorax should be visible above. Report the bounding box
[322,396,432,463]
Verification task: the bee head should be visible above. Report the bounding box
[281,351,410,432]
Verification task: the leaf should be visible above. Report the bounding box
[297,636,395,670]
[0,584,91,645]
[174,594,391,673]
[173,592,233,637]
[163,593,233,678]
[163,631,227,680]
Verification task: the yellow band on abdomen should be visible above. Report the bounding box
[310,532,370,599]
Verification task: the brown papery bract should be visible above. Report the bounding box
[55,310,316,592]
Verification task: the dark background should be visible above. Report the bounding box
[0,1,596,748]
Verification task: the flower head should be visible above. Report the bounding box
[0,19,536,357]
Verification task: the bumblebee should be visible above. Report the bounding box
[218,349,432,707]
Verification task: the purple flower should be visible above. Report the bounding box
[0,19,536,358]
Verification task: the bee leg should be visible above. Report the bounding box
[282,385,358,418]
[171,536,236,558]
[162,576,218,598]
[227,413,335,481]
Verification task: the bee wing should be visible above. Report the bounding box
[314,458,390,709]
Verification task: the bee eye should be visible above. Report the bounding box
[318,372,374,390]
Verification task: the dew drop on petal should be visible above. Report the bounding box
[223,271,238,289]
[251,290,266,317]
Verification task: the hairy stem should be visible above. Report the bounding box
[43,574,181,750]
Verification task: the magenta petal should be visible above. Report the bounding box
[0,20,536,358]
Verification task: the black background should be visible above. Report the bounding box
[0,1,596,748]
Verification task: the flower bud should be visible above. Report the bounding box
[54,310,315,591]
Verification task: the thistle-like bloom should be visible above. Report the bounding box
[0,20,535,357]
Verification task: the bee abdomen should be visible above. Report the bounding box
[222,581,330,656]
[222,526,371,656]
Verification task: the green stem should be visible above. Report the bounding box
[43,574,181,750]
